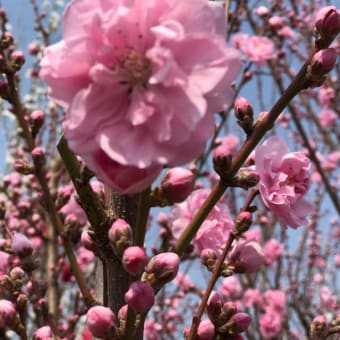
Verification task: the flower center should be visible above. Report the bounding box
[118,51,152,88]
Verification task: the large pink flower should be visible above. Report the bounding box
[255,136,313,228]
[40,0,241,193]
[170,188,234,254]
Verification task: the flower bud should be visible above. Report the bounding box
[30,110,45,137]
[28,43,40,56]
[197,319,215,340]
[145,252,180,288]
[200,248,217,271]
[0,299,17,328]
[234,97,254,135]
[32,147,46,169]
[124,282,154,313]
[86,306,116,338]
[10,50,25,71]
[14,159,33,175]
[9,266,25,282]
[12,233,33,258]
[159,167,194,204]
[0,32,13,49]
[224,313,251,335]
[221,301,238,323]
[228,241,264,274]
[310,315,327,338]
[207,292,223,325]
[213,145,233,178]
[309,48,337,76]
[122,246,147,275]
[34,326,52,340]
[314,7,340,43]
[118,304,128,322]
[108,218,132,256]
[233,170,260,190]
[81,230,96,252]
[233,211,253,236]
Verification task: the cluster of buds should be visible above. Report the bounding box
[205,292,251,338]
[308,6,340,86]
[150,167,194,206]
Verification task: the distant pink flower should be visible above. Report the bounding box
[255,136,313,228]
[34,326,52,340]
[220,276,241,299]
[319,109,337,127]
[260,311,283,339]
[144,318,162,340]
[170,189,234,255]
[263,290,286,316]
[318,86,335,107]
[215,135,240,156]
[243,288,262,307]
[233,34,275,66]
[40,0,241,194]
[320,286,337,310]
[263,239,284,265]
[0,251,9,274]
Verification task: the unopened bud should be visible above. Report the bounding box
[145,252,180,288]
[0,32,14,50]
[197,319,215,340]
[9,266,25,282]
[122,246,147,275]
[200,248,217,271]
[14,159,33,175]
[81,230,96,252]
[234,97,254,135]
[0,299,17,329]
[10,51,25,71]
[30,110,45,137]
[233,211,253,236]
[125,282,154,313]
[224,313,251,335]
[207,292,223,325]
[158,167,194,204]
[213,146,233,178]
[28,43,40,56]
[309,48,337,78]
[314,6,340,47]
[34,326,52,340]
[32,147,45,169]
[310,315,327,338]
[11,233,33,258]
[86,306,116,339]
[233,170,260,190]
[108,218,132,256]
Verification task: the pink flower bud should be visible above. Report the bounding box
[310,48,337,76]
[32,147,46,168]
[207,292,223,324]
[197,319,215,340]
[160,167,194,203]
[124,282,154,313]
[12,233,33,257]
[235,170,260,189]
[0,299,17,328]
[81,230,96,252]
[10,50,25,69]
[86,306,116,338]
[200,248,217,270]
[145,252,180,285]
[221,301,238,321]
[228,240,264,274]
[30,110,45,136]
[315,7,340,40]
[28,43,40,55]
[225,313,251,334]
[118,304,128,321]
[108,218,132,256]
[9,266,25,281]
[34,326,52,340]
[213,145,233,176]
[310,315,327,337]
[122,246,147,275]
[234,211,253,235]
[13,159,33,175]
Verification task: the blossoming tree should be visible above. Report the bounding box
[0,0,339,339]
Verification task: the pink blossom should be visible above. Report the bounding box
[174,272,194,291]
[244,226,262,242]
[60,195,87,226]
[40,0,241,194]
[255,136,313,228]
[318,86,335,107]
[170,189,234,255]
[215,134,240,157]
[263,290,286,316]
[243,288,262,307]
[0,251,9,274]
[319,109,337,127]
[320,286,337,310]
[0,299,17,328]
[220,276,241,299]
[144,318,162,340]
[34,326,53,340]
[228,240,264,273]
[263,239,284,265]
[259,310,283,339]
[233,34,275,66]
